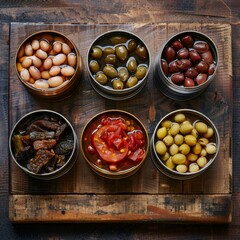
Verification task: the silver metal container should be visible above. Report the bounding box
[154,31,218,101]
[15,30,83,100]
[9,110,79,180]
[87,30,151,100]
[150,109,220,180]
[80,110,149,179]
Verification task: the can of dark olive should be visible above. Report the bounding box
[9,109,79,180]
[154,31,219,101]
[87,30,151,100]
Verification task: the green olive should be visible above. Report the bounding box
[156,127,167,139]
[155,140,167,155]
[184,135,197,146]
[116,45,128,61]
[117,67,129,82]
[135,65,147,79]
[127,39,137,52]
[89,60,100,73]
[95,71,108,84]
[105,54,117,65]
[136,45,148,59]
[90,47,103,59]
[172,153,186,165]
[112,78,124,90]
[180,122,193,135]
[126,76,138,88]
[110,35,128,45]
[103,47,115,55]
[103,65,118,78]
[126,57,137,72]
[195,122,208,134]
[174,113,186,123]
[179,143,190,155]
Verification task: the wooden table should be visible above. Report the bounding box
[1,1,240,238]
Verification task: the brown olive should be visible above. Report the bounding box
[89,60,100,73]
[127,39,137,52]
[185,67,198,78]
[126,57,137,72]
[193,41,209,53]
[201,51,213,64]
[136,45,148,60]
[184,77,195,87]
[164,46,175,63]
[169,60,181,73]
[105,54,117,65]
[112,78,124,90]
[171,40,183,51]
[117,67,129,82]
[195,73,208,85]
[110,35,128,45]
[103,47,115,55]
[103,65,118,78]
[171,73,184,85]
[135,65,147,79]
[90,47,103,59]
[116,45,128,61]
[126,76,138,88]
[208,63,216,75]
[95,71,108,84]
[189,49,201,63]
[161,59,169,75]
[177,48,189,59]
[176,59,192,70]
[181,35,194,48]
[196,61,209,73]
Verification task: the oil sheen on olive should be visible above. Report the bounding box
[126,76,138,88]
[89,60,100,73]
[90,47,103,59]
[126,57,137,72]
[103,65,118,78]
[112,78,124,90]
[135,65,147,79]
[105,54,117,65]
[95,71,108,84]
[116,45,128,61]
[117,67,129,82]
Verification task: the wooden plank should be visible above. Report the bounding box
[9,194,231,223]
[9,22,232,223]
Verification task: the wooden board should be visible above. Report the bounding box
[9,22,232,223]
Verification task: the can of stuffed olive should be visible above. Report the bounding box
[87,30,151,100]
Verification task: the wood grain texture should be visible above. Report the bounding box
[8,22,232,223]
[1,0,240,238]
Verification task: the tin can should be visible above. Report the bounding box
[154,31,218,101]
[9,110,79,180]
[87,30,151,100]
[150,109,220,180]
[80,110,149,179]
[15,30,83,100]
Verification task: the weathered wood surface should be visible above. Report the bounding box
[1,0,240,239]
[8,22,232,223]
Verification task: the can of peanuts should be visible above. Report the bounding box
[15,30,83,100]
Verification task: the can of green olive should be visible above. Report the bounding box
[154,31,219,101]
[80,110,149,179]
[9,109,79,180]
[150,109,220,180]
[87,30,151,100]
[15,30,83,100]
